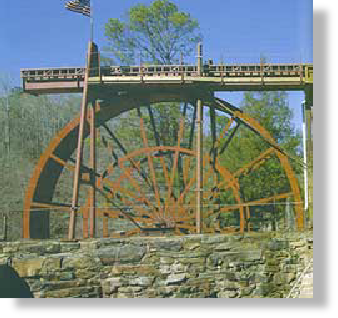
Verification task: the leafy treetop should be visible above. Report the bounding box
[104,0,202,65]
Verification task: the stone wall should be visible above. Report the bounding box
[0,232,313,298]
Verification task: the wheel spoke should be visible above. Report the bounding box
[30,201,72,210]
[188,103,196,149]
[139,115,162,210]
[233,147,275,178]
[169,117,185,200]
[50,153,75,172]
[219,121,240,155]
[218,192,293,212]
[147,105,161,146]
[102,122,151,186]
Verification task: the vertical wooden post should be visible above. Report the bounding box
[69,42,93,240]
[89,101,97,238]
[304,86,313,228]
[195,99,203,234]
[197,42,203,76]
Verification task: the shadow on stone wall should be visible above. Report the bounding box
[0,264,34,298]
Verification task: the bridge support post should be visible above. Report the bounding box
[195,99,203,233]
[69,42,94,239]
[304,86,313,229]
[88,101,98,238]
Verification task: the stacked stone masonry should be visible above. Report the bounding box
[0,232,313,298]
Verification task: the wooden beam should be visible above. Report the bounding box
[69,42,93,239]
[195,99,203,234]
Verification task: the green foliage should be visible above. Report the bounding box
[104,0,202,65]
[0,75,81,224]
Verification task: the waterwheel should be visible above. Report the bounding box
[23,89,304,239]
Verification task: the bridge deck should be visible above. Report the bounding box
[21,63,313,95]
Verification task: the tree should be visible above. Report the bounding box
[104,0,202,65]
[103,0,202,161]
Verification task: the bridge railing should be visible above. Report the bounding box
[20,67,85,81]
[21,63,312,81]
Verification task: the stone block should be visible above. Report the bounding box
[159,264,171,274]
[160,256,174,264]
[43,286,98,298]
[118,286,143,293]
[13,257,45,277]
[171,262,189,273]
[179,257,205,264]
[218,290,238,298]
[130,276,154,287]
[165,273,187,285]
[214,243,233,251]
[149,239,182,252]
[95,245,146,263]
[102,277,122,294]
[183,242,201,251]
[59,242,80,253]
[62,255,98,270]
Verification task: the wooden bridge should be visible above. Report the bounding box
[21,43,313,96]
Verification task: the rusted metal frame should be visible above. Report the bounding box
[102,123,151,186]
[219,121,240,155]
[120,146,194,161]
[159,157,171,222]
[188,103,197,149]
[179,175,196,207]
[215,98,306,169]
[101,176,155,210]
[116,163,148,201]
[50,153,75,172]
[102,210,109,238]
[183,157,191,185]
[209,104,217,172]
[30,202,73,209]
[80,205,89,238]
[100,190,146,230]
[66,154,101,182]
[178,102,188,191]
[138,112,162,212]
[219,192,293,212]
[110,228,141,238]
[233,147,275,178]
[167,117,185,222]
[147,106,161,147]
[101,135,119,163]
[69,43,93,240]
[102,123,128,154]
[23,113,80,238]
[114,156,163,222]
[212,161,241,203]
[216,117,235,144]
[95,185,158,225]
[276,153,304,230]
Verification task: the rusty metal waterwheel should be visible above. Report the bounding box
[23,93,303,239]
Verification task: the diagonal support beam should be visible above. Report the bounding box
[69,42,94,240]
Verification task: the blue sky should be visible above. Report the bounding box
[0,0,313,129]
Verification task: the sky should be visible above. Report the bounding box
[0,0,313,129]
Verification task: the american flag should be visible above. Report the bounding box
[65,0,91,17]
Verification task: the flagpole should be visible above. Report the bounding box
[90,0,94,42]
